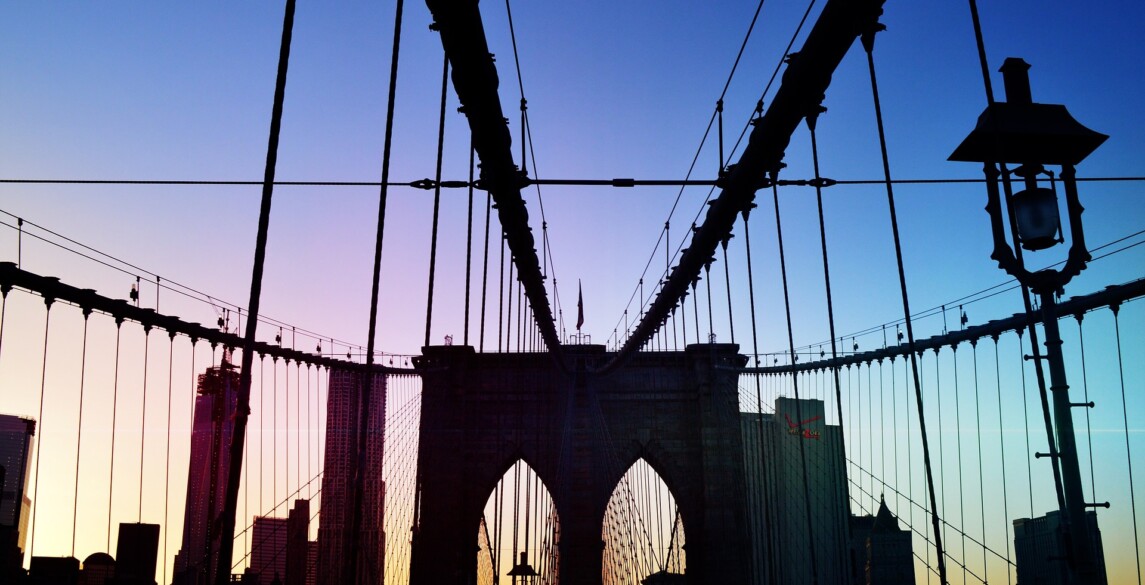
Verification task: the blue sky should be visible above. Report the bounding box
[1,1,1143,582]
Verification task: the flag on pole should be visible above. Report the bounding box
[576,280,584,331]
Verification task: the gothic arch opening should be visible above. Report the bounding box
[601,458,686,584]
[477,459,560,585]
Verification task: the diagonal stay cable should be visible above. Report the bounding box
[426,0,562,359]
[600,0,885,373]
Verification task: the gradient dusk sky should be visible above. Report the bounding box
[1,1,1143,583]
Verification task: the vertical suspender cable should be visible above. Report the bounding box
[499,239,506,352]
[1000,174,1067,511]
[29,297,53,561]
[808,115,852,571]
[1016,330,1033,516]
[972,341,989,580]
[704,264,714,341]
[771,182,820,585]
[216,1,294,582]
[259,356,264,518]
[295,359,301,497]
[71,308,91,557]
[992,335,1014,585]
[0,285,8,368]
[861,28,947,584]
[1111,304,1143,583]
[306,364,312,500]
[742,212,778,584]
[953,345,968,583]
[138,325,151,522]
[480,192,491,352]
[465,143,475,346]
[424,55,450,348]
[285,358,291,503]
[721,239,735,343]
[1074,316,1096,498]
[162,331,174,585]
[507,261,515,351]
[108,318,123,550]
[356,0,405,580]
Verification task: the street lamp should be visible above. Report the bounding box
[507,551,538,585]
[950,57,1108,584]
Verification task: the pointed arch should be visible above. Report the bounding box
[478,457,561,585]
[601,457,687,584]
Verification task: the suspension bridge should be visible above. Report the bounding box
[1,0,1143,584]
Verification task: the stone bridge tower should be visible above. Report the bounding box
[409,343,749,585]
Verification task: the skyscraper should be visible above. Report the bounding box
[316,370,385,585]
[250,516,287,585]
[114,522,160,585]
[1014,509,1107,585]
[0,414,35,581]
[849,496,914,585]
[742,397,850,585]
[285,500,309,585]
[172,357,240,585]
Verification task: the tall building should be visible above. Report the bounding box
[1014,509,1107,585]
[285,500,309,585]
[849,496,914,585]
[249,500,312,585]
[114,522,160,585]
[250,516,287,585]
[0,414,35,581]
[172,357,240,585]
[742,397,850,585]
[316,370,385,585]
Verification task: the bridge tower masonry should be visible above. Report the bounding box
[409,343,750,585]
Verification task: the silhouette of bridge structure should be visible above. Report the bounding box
[1,0,1143,584]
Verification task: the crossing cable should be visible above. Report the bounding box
[606,0,770,349]
[504,2,562,325]
[69,307,91,557]
[424,55,450,348]
[0,211,368,362]
[608,0,884,370]
[427,0,561,355]
[782,226,1145,355]
[216,1,296,580]
[771,181,821,584]
[1112,303,1143,583]
[861,25,948,583]
[723,0,817,168]
[847,459,1020,574]
[847,475,995,584]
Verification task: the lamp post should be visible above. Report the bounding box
[507,551,538,585]
[951,57,1107,584]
